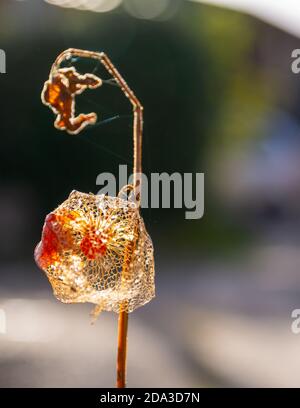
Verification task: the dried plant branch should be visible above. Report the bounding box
[51,48,144,388]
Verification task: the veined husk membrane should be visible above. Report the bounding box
[35,190,155,314]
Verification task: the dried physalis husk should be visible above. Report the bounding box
[34,190,155,314]
[41,66,102,135]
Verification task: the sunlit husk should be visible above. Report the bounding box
[35,190,155,313]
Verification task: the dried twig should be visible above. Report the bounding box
[50,49,144,388]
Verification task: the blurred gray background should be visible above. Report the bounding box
[1,0,300,387]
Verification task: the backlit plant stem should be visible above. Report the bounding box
[51,49,143,388]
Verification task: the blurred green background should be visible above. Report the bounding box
[1,0,300,388]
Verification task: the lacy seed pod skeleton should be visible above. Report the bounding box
[35,189,155,313]
[34,49,155,387]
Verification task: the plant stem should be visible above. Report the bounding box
[52,49,143,388]
[116,311,128,388]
